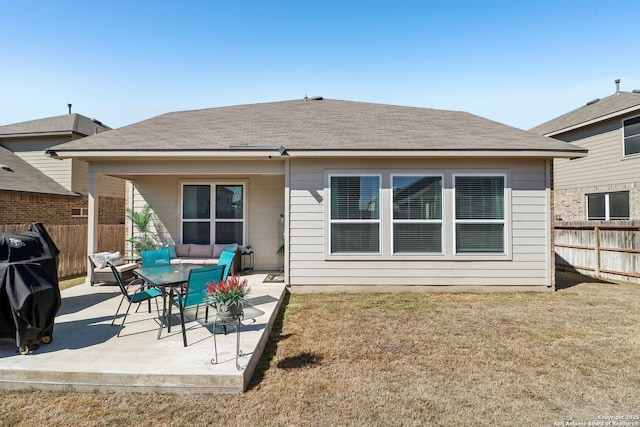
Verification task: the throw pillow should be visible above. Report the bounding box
[90,252,110,269]
[167,244,177,259]
[224,243,238,253]
[105,251,124,266]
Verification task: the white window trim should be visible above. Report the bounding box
[586,191,630,221]
[327,173,382,256]
[622,114,640,158]
[71,206,88,218]
[391,173,444,255]
[452,173,508,256]
[179,180,248,245]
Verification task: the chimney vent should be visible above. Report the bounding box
[615,79,621,93]
[67,103,72,114]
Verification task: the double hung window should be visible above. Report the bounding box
[392,175,443,253]
[182,183,245,245]
[329,175,380,253]
[454,175,506,254]
[327,172,510,257]
[623,115,640,157]
[586,191,629,220]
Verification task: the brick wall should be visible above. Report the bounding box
[0,192,124,225]
[555,182,640,222]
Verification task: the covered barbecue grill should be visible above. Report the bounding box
[0,223,61,354]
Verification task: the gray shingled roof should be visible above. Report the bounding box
[0,145,78,196]
[49,99,585,155]
[530,91,640,136]
[0,113,110,138]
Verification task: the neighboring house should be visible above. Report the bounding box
[0,113,125,224]
[0,145,81,223]
[48,98,586,289]
[531,88,640,222]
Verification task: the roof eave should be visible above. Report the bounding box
[48,148,588,160]
[543,104,640,137]
[0,130,74,139]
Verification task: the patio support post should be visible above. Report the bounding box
[284,158,290,285]
[546,159,554,289]
[86,172,99,285]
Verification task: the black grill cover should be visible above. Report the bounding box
[0,223,61,351]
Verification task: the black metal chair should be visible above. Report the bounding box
[109,261,162,337]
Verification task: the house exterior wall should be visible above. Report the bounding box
[552,113,640,221]
[287,157,552,288]
[3,136,74,190]
[3,136,125,197]
[554,183,640,222]
[129,171,284,270]
[0,192,124,225]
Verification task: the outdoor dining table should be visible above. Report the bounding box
[133,264,197,345]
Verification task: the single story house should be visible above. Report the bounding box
[48,98,586,290]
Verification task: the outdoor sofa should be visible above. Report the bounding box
[168,243,240,273]
[88,244,240,286]
[88,251,138,286]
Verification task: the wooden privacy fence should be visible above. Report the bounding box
[554,222,640,284]
[0,223,125,279]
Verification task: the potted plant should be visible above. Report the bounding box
[126,204,160,255]
[206,275,251,318]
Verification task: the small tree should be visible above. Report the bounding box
[126,204,159,255]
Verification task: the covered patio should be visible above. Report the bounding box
[0,273,286,394]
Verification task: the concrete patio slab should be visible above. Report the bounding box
[0,273,286,394]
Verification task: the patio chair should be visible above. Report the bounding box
[141,248,170,267]
[172,265,225,346]
[109,262,162,337]
[217,250,236,280]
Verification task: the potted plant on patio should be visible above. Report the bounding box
[126,204,160,255]
[206,275,251,319]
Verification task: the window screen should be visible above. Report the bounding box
[587,191,629,220]
[392,175,443,253]
[624,116,640,156]
[330,176,380,253]
[455,176,505,253]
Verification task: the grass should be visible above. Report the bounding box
[1,271,639,426]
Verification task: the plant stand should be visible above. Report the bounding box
[210,311,244,370]
[241,251,254,272]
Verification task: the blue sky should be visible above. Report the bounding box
[2,1,639,130]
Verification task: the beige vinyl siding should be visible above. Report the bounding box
[129,172,284,271]
[4,136,73,190]
[553,115,640,190]
[5,137,124,197]
[288,158,551,287]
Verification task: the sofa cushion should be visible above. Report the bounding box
[175,244,191,257]
[95,262,138,273]
[180,257,211,265]
[190,244,214,258]
[212,244,225,258]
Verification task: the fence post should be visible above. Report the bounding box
[594,226,601,275]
